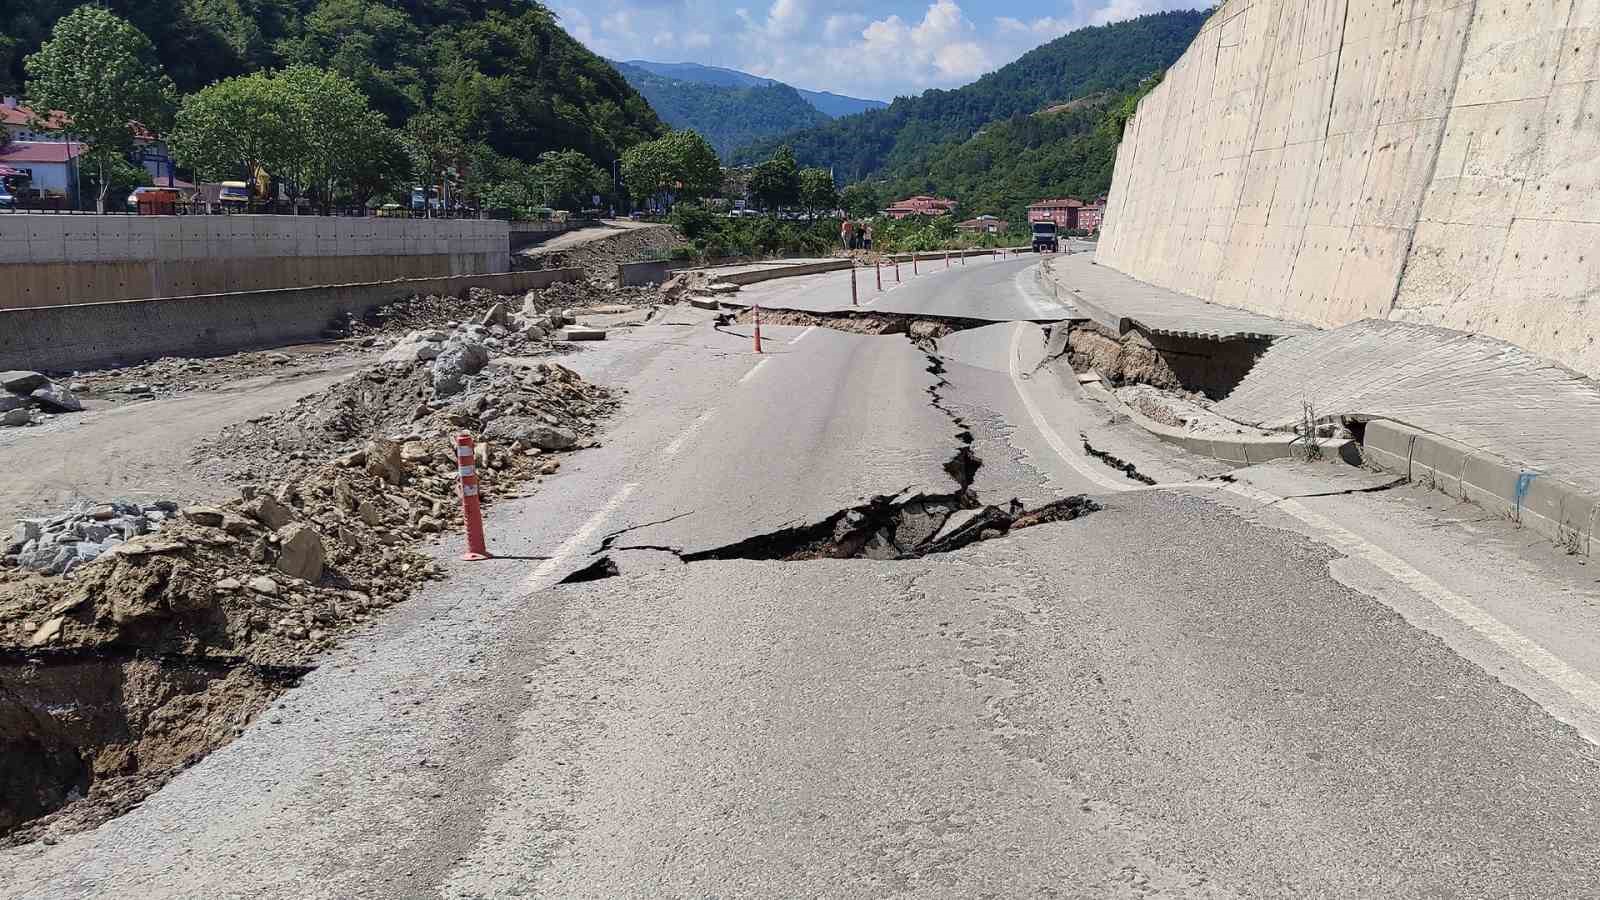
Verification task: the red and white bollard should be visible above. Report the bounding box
[753,302,763,353]
[851,266,858,306]
[913,254,919,275]
[455,433,491,561]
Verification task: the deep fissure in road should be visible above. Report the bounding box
[568,342,1100,579]
[1080,435,1159,485]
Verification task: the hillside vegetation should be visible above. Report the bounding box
[0,0,662,164]
[730,10,1207,181]
[613,62,829,159]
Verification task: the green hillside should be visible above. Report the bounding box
[729,10,1207,181]
[0,0,663,164]
[613,62,829,159]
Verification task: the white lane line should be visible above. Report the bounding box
[737,357,772,384]
[525,482,639,586]
[1007,325,1134,493]
[661,410,714,459]
[1223,482,1600,743]
[790,325,818,344]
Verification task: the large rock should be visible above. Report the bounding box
[0,371,48,395]
[364,438,405,485]
[0,395,28,412]
[379,330,446,365]
[1,408,29,426]
[274,523,326,582]
[30,384,82,412]
[480,303,509,327]
[432,336,490,377]
[484,419,578,450]
[242,493,293,529]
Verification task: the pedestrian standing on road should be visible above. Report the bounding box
[841,218,854,252]
[862,222,874,253]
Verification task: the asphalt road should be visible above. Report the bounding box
[7,262,1600,897]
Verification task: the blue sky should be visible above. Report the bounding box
[556,0,1197,101]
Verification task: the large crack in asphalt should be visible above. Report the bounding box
[560,335,1101,582]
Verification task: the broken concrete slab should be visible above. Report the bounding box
[558,328,607,341]
[689,297,721,311]
[0,371,48,395]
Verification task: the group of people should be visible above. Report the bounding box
[840,219,874,252]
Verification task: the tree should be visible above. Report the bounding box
[169,72,293,193]
[620,129,719,209]
[276,64,376,210]
[343,115,411,209]
[407,108,465,215]
[748,145,800,212]
[534,149,607,211]
[798,167,838,217]
[23,7,175,211]
[840,182,883,219]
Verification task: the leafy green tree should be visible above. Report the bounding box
[276,64,377,208]
[170,71,293,190]
[839,182,883,218]
[748,145,800,212]
[798,167,838,217]
[534,149,607,210]
[342,114,411,209]
[81,154,152,211]
[23,7,176,211]
[406,108,465,215]
[620,130,719,209]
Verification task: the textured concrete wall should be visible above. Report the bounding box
[1098,0,1600,378]
[0,268,582,372]
[0,215,511,310]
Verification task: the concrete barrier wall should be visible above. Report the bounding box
[1096,0,1600,379]
[0,215,511,310]
[0,268,582,373]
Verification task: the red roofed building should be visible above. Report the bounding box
[0,140,84,202]
[882,195,958,219]
[1027,197,1084,229]
[1,96,178,202]
[957,215,1008,235]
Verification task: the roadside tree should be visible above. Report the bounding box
[620,129,718,209]
[23,7,176,212]
[534,149,607,210]
[798,167,838,218]
[748,145,799,212]
[169,72,293,192]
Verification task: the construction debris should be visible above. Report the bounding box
[0,371,84,427]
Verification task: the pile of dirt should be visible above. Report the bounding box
[1,345,618,843]
[517,224,685,281]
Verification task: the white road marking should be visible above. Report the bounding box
[1007,325,1134,493]
[661,410,714,459]
[789,325,818,344]
[525,482,638,586]
[737,357,772,384]
[1222,482,1600,744]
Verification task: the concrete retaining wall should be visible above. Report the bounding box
[0,268,582,373]
[716,259,853,285]
[0,215,511,310]
[1096,0,1600,378]
[618,260,671,286]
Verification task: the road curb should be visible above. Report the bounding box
[707,259,854,286]
[1078,375,1354,466]
[1363,419,1597,557]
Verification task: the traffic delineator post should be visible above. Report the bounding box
[851,266,858,305]
[876,261,882,291]
[455,434,491,561]
[945,251,950,269]
[913,254,919,275]
[753,302,763,353]
[895,260,901,283]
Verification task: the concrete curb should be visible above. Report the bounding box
[702,259,853,286]
[1363,419,1597,557]
[1078,374,1355,466]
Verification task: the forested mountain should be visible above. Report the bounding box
[0,0,663,164]
[729,10,1208,181]
[613,62,829,159]
[873,91,1131,229]
[619,59,888,118]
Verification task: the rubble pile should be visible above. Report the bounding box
[4,501,180,576]
[344,282,662,343]
[0,370,84,428]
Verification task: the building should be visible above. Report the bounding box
[0,141,83,205]
[1077,196,1107,233]
[1,96,178,202]
[883,195,957,219]
[1027,197,1084,229]
[957,215,1008,235]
